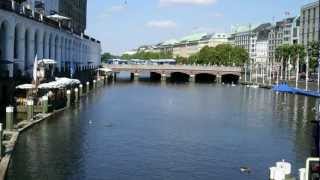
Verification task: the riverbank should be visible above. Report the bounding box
[6,81,315,180]
[0,75,109,180]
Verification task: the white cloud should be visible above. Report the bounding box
[146,20,177,29]
[160,0,217,6]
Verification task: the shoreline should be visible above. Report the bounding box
[0,76,108,180]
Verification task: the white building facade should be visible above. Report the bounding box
[0,1,101,78]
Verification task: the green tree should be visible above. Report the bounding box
[184,44,248,66]
[101,52,117,62]
[308,41,319,72]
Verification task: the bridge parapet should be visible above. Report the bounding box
[105,64,242,73]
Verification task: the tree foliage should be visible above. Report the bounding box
[121,51,173,60]
[181,44,249,66]
[101,52,118,63]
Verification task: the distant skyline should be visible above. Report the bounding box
[86,0,315,55]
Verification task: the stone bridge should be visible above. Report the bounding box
[104,64,243,83]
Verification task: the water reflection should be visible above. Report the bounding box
[7,81,317,180]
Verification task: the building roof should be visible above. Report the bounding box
[231,24,259,33]
[161,39,178,46]
[179,32,208,42]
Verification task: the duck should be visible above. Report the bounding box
[240,166,251,174]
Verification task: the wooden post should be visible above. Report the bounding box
[6,106,14,130]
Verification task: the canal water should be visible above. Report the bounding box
[6,76,317,180]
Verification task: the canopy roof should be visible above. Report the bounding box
[38,59,56,65]
[179,33,208,42]
[161,39,178,46]
[47,14,71,21]
[16,84,36,90]
[38,77,80,89]
[97,68,112,73]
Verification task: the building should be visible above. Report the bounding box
[268,17,300,62]
[300,1,319,46]
[26,0,87,34]
[0,0,101,78]
[232,23,272,64]
[156,33,229,58]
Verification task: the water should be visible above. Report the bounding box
[6,78,317,180]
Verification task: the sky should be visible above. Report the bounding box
[86,0,315,55]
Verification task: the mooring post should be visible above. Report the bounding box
[79,84,83,97]
[74,88,79,103]
[27,99,34,121]
[0,123,3,157]
[6,106,14,130]
[93,80,97,89]
[104,75,107,85]
[42,96,49,114]
[97,79,101,88]
[86,81,90,94]
[67,90,71,107]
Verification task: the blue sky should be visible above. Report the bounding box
[86,0,314,55]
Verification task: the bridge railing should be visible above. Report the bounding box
[105,64,242,72]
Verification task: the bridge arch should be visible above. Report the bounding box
[195,73,216,83]
[170,72,190,82]
[150,71,162,81]
[221,74,240,84]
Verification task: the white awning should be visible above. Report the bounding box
[38,59,56,65]
[16,84,36,90]
[47,14,71,21]
[38,77,80,89]
[97,68,112,73]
